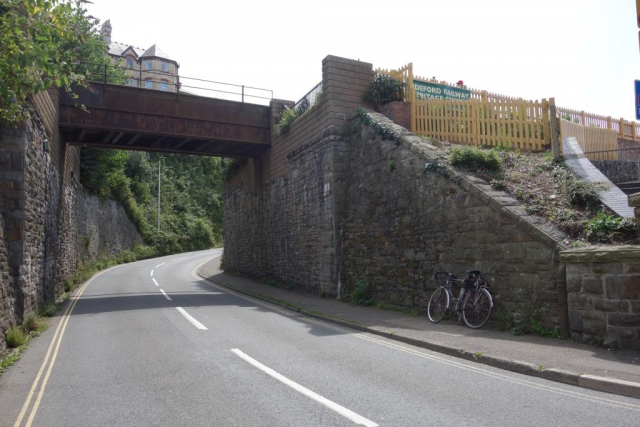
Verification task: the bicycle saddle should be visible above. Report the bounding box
[466,270,482,277]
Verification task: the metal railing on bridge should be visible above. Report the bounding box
[294,81,322,113]
[78,62,273,105]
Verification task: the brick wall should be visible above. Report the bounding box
[562,247,640,349]
[379,101,411,130]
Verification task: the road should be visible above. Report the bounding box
[1,249,639,426]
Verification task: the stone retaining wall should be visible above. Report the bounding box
[562,247,640,349]
[592,160,639,183]
[0,214,13,353]
[224,56,373,295]
[223,55,573,331]
[77,190,142,262]
[341,114,568,329]
[0,90,140,349]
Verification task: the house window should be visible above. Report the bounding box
[161,62,168,72]
[160,80,168,91]
[145,60,152,70]
[126,57,134,69]
[128,78,136,87]
[144,79,153,89]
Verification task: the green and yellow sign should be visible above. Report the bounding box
[414,80,471,101]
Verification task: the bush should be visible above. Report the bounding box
[5,327,26,348]
[449,146,501,171]
[557,168,602,211]
[584,213,637,242]
[364,75,405,110]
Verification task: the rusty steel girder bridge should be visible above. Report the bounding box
[58,77,273,158]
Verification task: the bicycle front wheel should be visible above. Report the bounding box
[462,288,493,329]
[427,287,449,323]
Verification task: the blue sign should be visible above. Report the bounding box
[636,80,640,120]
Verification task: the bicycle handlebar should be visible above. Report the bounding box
[433,271,452,280]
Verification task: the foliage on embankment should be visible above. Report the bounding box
[80,148,226,254]
[428,141,637,245]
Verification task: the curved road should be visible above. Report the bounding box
[1,249,639,426]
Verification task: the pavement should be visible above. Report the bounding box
[199,256,640,400]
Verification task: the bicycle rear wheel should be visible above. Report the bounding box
[462,288,493,329]
[427,287,449,323]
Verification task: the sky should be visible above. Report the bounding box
[87,0,640,121]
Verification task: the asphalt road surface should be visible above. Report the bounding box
[1,249,639,426]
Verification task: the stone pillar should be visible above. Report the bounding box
[269,98,295,141]
[320,56,374,297]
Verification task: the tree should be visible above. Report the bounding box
[0,0,124,123]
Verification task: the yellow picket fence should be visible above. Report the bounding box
[413,98,551,151]
[375,63,414,103]
[377,61,638,145]
[559,119,618,160]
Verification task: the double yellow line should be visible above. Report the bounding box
[13,267,112,427]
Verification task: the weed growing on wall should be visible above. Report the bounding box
[350,279,375,306]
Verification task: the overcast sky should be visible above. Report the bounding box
[87,0,639,121]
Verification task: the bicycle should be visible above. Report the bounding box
[426,270,493,329]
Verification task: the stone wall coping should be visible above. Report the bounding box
[560,245,640,263]
[628,192,640,207]
[358,110,569,253]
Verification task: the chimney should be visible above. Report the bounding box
[100,19,112,45]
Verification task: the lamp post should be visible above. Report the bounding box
[157,159,161,231]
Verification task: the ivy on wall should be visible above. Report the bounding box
[356,107,401,142]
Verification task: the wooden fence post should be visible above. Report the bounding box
[634,122,637,141]
[481,90,488,102]
[549,98,561,159]
[620,118,625,139]
[408,63,415,133]
[607,116,612,130]
[581,111,586,125]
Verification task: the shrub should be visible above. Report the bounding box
[363,75,405,109]
[584,213,637,241]
[449,146,501,171]
[5,327,26,348]
[557,168,602,211]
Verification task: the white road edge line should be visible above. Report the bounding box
[155,262,166,268]
[231,348,378,427]
[150,270,154,277]
[176,307,208,330]
[159,289,172,301]
[152,278,160,287]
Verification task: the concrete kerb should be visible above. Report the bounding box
[197,267,640,400]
